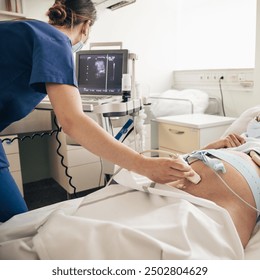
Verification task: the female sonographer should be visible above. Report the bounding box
[0,0,194,222]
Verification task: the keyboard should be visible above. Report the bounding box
[81,95,120,105]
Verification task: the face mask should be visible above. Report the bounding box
[72,41,84,53]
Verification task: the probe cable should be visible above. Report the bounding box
[213,170,260,215]
[105,149,260,216]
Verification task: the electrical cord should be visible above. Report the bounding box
[1,116,78,198]
[1,130,58,143]
[52,116,77,198]
[219,76,226,116]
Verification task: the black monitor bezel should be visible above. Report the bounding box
[75,49,129,96]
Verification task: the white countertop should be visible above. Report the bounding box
[155,114,236,128]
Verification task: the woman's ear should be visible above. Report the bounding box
[82,20,91,35]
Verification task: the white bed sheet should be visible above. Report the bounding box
[150,89,209,118]
[0,178,259,260]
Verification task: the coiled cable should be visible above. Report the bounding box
[1,115,78,198]
[52,117,77,198]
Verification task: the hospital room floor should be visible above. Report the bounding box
[23,178,102,210]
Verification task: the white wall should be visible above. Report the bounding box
[253,0,260,103]
[22,0,53,21]
[21,0,258,114]
[87,0,181,94]
[87,0,256,96]
[174,0,256,70]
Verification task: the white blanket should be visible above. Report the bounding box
[2,108,260,260]
[1,143,260,260]
[1,181,259,260]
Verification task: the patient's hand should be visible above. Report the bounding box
[203,133,245,149]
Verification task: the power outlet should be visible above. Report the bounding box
[238,73,246,81]
[205,73,212,81]
[198,72,225,82]
[212,73,225,81]
[199,74,205,80]
[227,74,238,82]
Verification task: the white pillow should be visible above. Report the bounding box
[221,105,260,137]
[150,89,209,118]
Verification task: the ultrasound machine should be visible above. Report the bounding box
[77,49,128,105]
[36,47,144,182]
[39,48,141,114]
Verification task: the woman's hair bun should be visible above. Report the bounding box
[47,0,97,28]
[47,2,68,26]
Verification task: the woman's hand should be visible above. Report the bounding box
[138,156,195,184]
[203,133,245,149]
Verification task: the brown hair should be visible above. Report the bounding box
[47,0,97,28]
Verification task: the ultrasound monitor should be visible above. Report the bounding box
[75,49,129,96]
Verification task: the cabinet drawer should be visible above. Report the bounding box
[68,162,104,193]
[159,123,200,153]
[12,171,23,196]
[0,137,19,154]
[67,146,100,166]
[7,154,21,172]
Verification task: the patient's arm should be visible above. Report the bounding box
[203,133,246,149]
[250,150,260,167]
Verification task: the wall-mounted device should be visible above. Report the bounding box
[94,0,136,11]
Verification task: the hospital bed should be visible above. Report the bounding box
[148,88,220,119]
[0,107,260,260]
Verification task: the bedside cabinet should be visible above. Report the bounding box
[156,114,235,155]
[0,135,23,196]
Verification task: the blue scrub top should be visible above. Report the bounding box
[0,20,78,168]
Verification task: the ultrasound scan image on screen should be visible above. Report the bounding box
[76,49,128,96]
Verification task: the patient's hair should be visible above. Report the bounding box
[47,0,97,28]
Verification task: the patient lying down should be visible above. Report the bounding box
[169,133,260,248]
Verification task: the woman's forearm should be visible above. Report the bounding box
[47,83,194,183]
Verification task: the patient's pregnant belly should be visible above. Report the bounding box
[180,150,259,247]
